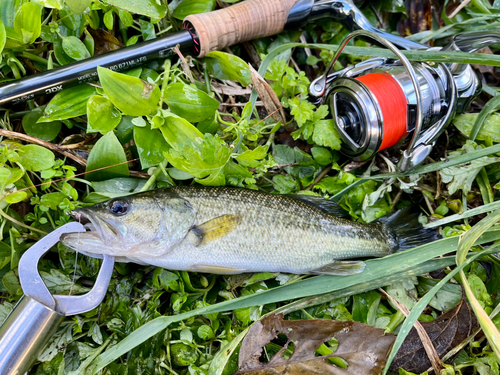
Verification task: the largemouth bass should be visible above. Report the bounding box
[61,186,437,275]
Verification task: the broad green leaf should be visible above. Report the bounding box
[0,20,6,61]
[173,0,216,20]
[160,111,204,151]
[235,145,268,168]
[97,67,160,116]
[87,95,122,134]
[53,37,76,65]
[38,84,96,122]
[3,270,21,297]
[165,134,231,186]
[0,241,11,270]
[61,35,90,60]
[22,109,62,142]
[103,10,114,30]
[352,290,381,326]
[208,328,247,375]
[14,2,41,44]
[205,52,251,86]
[454,113,500,142]
[37,0,64,9]
[117,9,133,27]
[41,269,89,295]
[164,82,219,123]
[86,132,129,181]
[134,124,170,169]
[83,29,94,57]
[0,0,22,29]
[116,116,135,144]
[18,145,55,171]
[311,146,334,166]
[65,0,91,14]
[4,191,27,204]
[0,167,23,191]
[59,6,84,32]
[106,0,167,18]
[312,119,342,150]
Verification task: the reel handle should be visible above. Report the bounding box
[302,0,426,51]
[444,31,500,53]
[185,0,300,57]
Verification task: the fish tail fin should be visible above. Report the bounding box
[376,208,439,252]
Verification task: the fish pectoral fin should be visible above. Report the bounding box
[189,214,241,246]
[192,264,246,275]
[309,260,366,276]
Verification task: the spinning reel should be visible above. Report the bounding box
[302,0,500,172]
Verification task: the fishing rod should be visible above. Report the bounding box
[0,0,382,107]
[2,0,499,173]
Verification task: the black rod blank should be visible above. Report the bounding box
[0,30,194,107]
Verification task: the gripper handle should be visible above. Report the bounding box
[0,296,64,375]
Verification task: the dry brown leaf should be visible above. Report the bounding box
[211,82,253,96]
[389,294,479,374]
[249,65,286,125]
[87,28,123,55]
[236,314,395,375]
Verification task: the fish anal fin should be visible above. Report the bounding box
[190,214,240,246]
[310,260,366,276]
[192,264,245,274]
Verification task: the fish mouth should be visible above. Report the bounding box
[67,208,123,247]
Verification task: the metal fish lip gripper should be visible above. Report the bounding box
[0,222,115,375]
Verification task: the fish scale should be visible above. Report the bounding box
[61,186,437,275]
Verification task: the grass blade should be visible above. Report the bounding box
[425,200,500,228]
[456,209,500,358]
[470,95,500,141]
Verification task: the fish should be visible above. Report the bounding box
[60,186,438,276]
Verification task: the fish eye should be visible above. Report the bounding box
[108,200,129,216]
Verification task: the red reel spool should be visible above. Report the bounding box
[355,73,408,151]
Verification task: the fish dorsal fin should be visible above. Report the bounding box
[286,194,351,219]
[188,214,241,246]
[309,260,366,276]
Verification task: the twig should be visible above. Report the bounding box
[59,135,97,149]
[0,128,87,166]
[224,101,264,107]
[0,128,149,178]
[173,46,195,83]
[391,189,403,211]
[305,165,332,191]
[0,207,47,235]
[435,171,441,200]
[448,0,471,19]
[379,288,444,375]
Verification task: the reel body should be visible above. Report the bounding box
[314,56,456,163]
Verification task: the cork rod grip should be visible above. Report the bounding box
[185,0,300,57]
